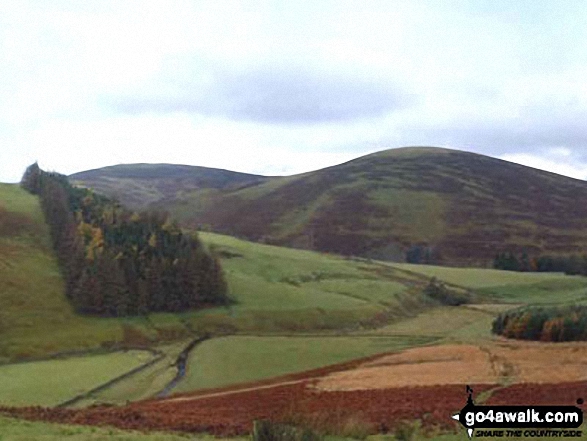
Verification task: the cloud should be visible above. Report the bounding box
[499,152,587,180]
[110,63,414,124]
[4,1,587,182]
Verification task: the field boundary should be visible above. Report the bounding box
[156,334,211,398]
[56,349,165,408]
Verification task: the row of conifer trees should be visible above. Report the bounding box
[493,251,587,275]
[21,163,229,317]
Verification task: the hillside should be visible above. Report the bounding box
[72,147,587,266]
[0,182,431,360]
[71,163,268,208]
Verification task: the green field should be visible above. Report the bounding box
[180,232,431,334]
[0,415,235,441]
[368,306,495,341]
[172,335,437,392]
[392,262,577,289]
[72,341,189,407]
[391,262,587,305]
[0,350,154,406]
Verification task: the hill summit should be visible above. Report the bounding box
[71,147,587,266]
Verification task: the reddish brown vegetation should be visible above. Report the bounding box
[0,382,490,436]
[72,149,587,265]
[487,382,587,407]
[2,347,585,436]
[2,378,585,436]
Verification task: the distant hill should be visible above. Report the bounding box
[71,147,587,266]
[71,163,268,208]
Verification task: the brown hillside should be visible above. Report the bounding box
[71,147,587,266]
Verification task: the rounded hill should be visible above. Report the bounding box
[72,147,587,265]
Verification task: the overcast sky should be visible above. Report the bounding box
[3,0,587,182]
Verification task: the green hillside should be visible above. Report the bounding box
[71,147,587,266]
[2,183,587,411]
[0,184,428,363]
[0,184,125,360]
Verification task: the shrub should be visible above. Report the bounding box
[252,420,322,441]
[423,278,470,306]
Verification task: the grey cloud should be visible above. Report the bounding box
[386,104,587,160]
[112,65,414,124]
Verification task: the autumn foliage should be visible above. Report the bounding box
[493,306,587,342]
[21,163,229,317]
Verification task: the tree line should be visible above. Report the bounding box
[493,251,587,276]
[21,163,229,317]
[493,305,587,342]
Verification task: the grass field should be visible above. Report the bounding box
[368,306,496,342]
[172,335,437,392]
[0,415,238,441]
[392,262,578,289]
[72,341,189,407]
[0,350,154,406]
[180,232,431,334]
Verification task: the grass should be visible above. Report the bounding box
[368,306,495,342]
[364,427,587,440]
[1,186,422,361]
[72,341,189,407]
[0,350,154,407]
[179,232,430,334]
[0,186,434,407]
[0,184,127,360]
[172,335,436,393]
[391,262,576,289]
[368,189,446,243]
[476,277,587,304]
[7,179,587,425]
[0,415,241,441]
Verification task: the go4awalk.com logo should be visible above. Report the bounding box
[451,386,583,438]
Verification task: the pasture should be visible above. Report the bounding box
[0,415,235,441]
[0,350,154,406]
[172,334,436,392]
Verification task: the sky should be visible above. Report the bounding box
[3,0,587,182]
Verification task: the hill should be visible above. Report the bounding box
[71,163,268,208]
[0,181,433,361]
[72,147,587,266]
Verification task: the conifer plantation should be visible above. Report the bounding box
[20,163,229,317]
